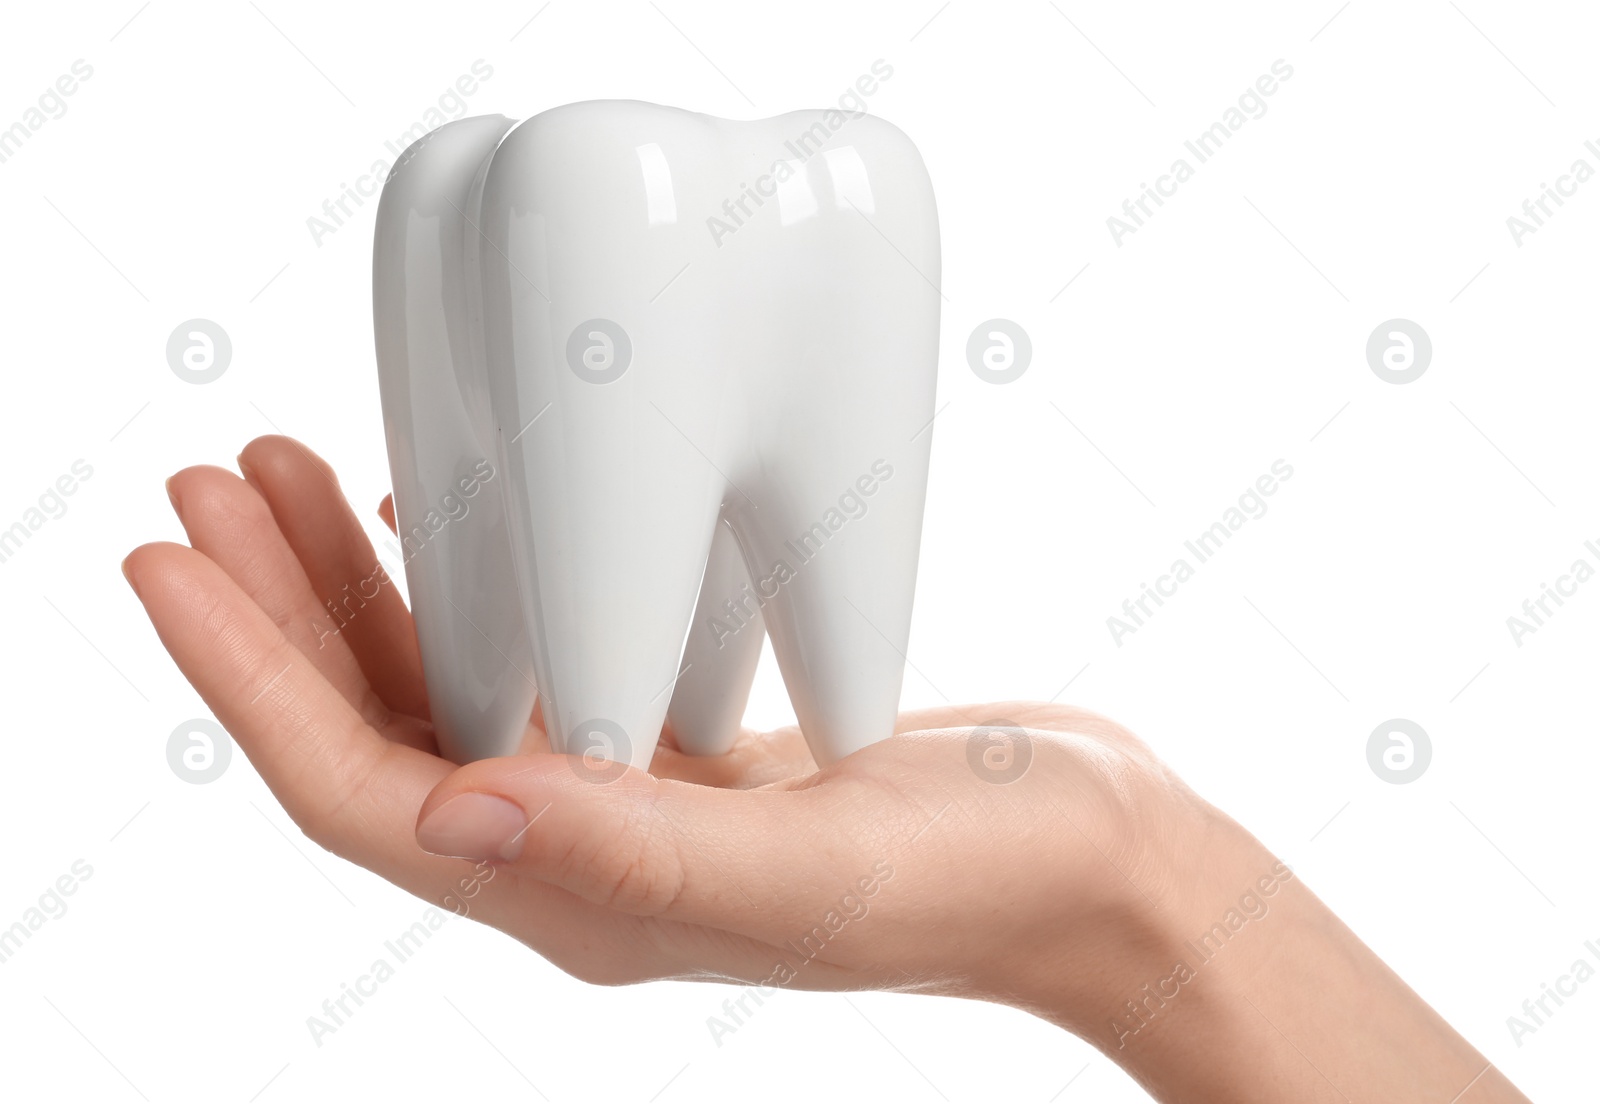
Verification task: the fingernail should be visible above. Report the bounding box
[120,556,141,599]
[237,456,262,494]
[164,476,180,512]
[417,793,529,861]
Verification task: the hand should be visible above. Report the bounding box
[124,436,1529,1103]
[123,437,1188,998]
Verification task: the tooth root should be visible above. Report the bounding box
[731,455,931,768]
[666,519,766,757]
[499,380,726,769]
[373,115,538,764]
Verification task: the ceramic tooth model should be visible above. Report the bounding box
[374,101,940,770]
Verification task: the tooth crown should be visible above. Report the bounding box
[375,101,939,769]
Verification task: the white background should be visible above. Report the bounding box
[1,1,1595,1100]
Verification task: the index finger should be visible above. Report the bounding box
[124,540,444,872]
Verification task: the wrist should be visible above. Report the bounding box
[1005,804,1310,1099]
[964,785,1267,1035]
[999,801,1520,1103]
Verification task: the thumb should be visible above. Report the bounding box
[414,754,889,939]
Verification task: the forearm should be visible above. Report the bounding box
[1019,816,1530,1102]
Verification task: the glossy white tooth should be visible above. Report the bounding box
[377,101,939,769]
[665,518,765,757]
[373,113,537,764]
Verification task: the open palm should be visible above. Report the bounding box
[125,435,1206,1017]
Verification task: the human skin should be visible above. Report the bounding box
[122,436,1530,1103]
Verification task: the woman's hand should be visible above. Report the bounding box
[123,436,1529,1103]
